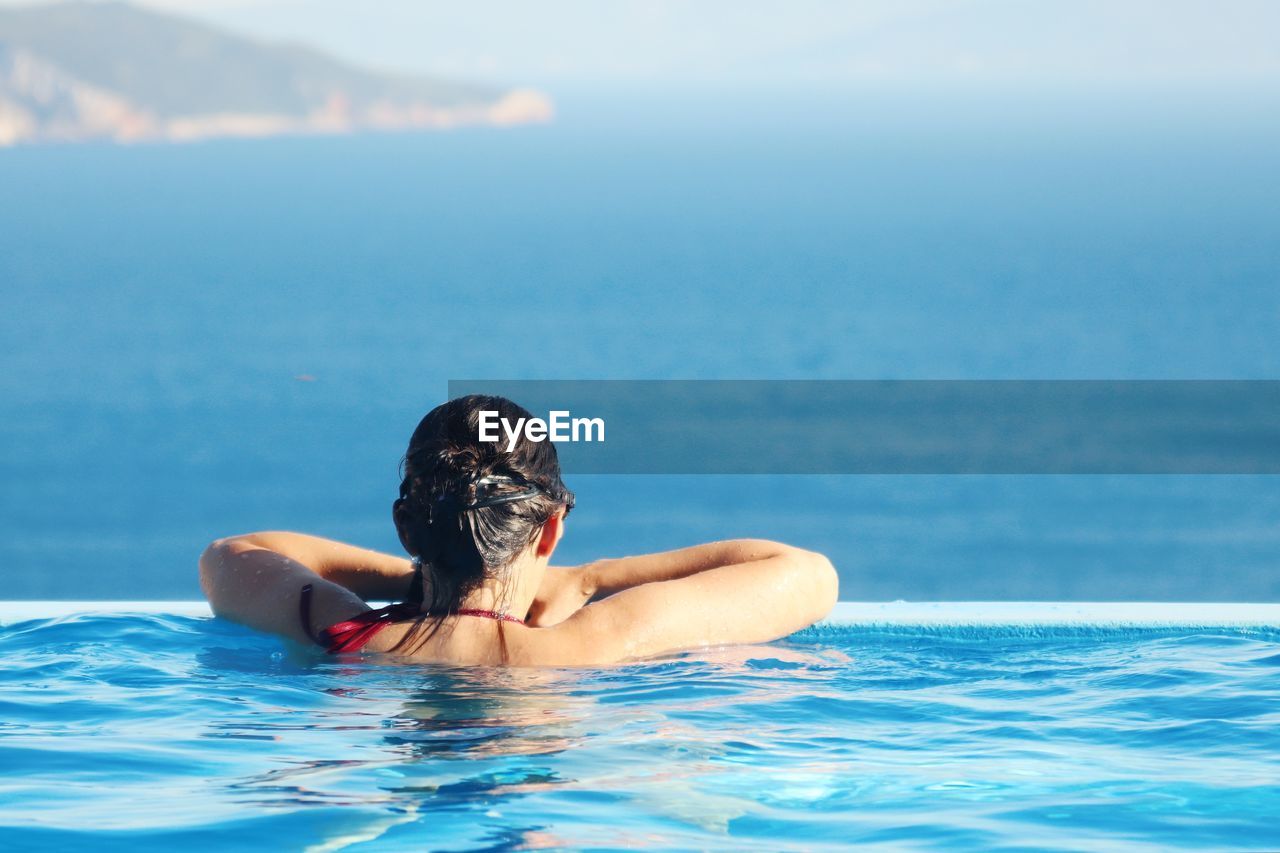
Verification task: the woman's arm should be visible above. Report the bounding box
[514,541,839,665]
[526,540,798,627]
[198,535,373,645]
[586,539,811,597]
[207,531,417,601]
[198,530,417,646]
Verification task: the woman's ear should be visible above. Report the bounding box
[534,511,565,559]
[392,499,415,556]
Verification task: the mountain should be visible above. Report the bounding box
[0,1,552,145]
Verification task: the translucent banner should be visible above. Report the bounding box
[446,380,1280,474]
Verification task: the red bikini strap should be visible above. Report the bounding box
[300,584,524,653]
[299,583,321,644]
[450,608,526,625]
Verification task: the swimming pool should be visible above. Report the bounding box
[2,603,1278,851]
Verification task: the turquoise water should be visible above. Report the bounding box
[2,91,1280,601]
[2,613,1279,851]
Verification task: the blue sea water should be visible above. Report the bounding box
[2,88,1280,599]
[1,612,1278,851]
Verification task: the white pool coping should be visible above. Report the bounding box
[1,601,1277,628]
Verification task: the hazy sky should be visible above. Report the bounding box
[10,0,1280,89]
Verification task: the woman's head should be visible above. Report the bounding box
[393,395,574,624]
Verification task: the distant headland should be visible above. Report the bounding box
[0,1,553,146]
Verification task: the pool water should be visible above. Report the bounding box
[2,613,1278,851]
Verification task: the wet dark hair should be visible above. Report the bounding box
[390,395,574,653]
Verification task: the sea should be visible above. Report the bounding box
[2,86,1278,601]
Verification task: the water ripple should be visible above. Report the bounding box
[1,614,1278,850]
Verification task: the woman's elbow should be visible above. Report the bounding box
[198,539,226,604]
[767,543,838,617]
[198,536,247,612]
[800,550,839,616]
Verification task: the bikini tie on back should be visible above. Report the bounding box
[299,583,525,654]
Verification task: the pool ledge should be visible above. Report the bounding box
[1,601,1277,628]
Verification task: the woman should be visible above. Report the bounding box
[200,395,837,666]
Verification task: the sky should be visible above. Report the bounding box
[5,0,1279,90]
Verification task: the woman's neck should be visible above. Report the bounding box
[452,555,544,620]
